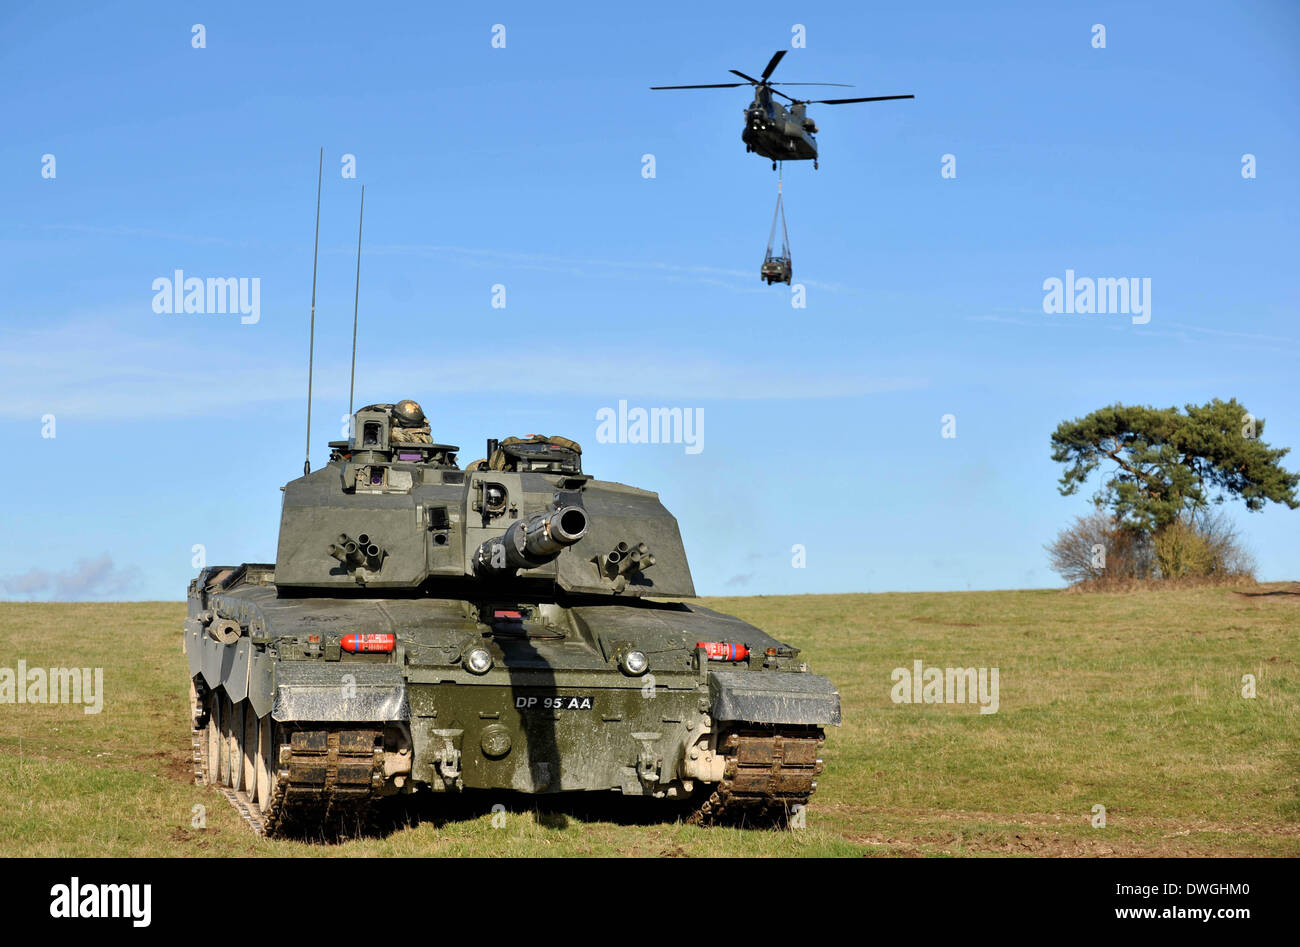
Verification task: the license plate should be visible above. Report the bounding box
[515,695,594,711]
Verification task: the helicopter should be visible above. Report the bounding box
[651,50,913,169]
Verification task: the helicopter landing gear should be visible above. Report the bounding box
[771,161,777,170]
[814,160,819,169]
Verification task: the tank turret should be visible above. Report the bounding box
[272,403,694,596]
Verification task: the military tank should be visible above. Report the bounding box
[184,399,841,837]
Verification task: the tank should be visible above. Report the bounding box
[184,400,841,837]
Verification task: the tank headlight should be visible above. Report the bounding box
[620,649,649,676]
[466,647,493,675]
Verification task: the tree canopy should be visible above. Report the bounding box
[1050,399,1299,533]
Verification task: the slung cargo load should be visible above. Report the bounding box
[762,188,792,285]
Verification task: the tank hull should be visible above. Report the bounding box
[185,565,840,836]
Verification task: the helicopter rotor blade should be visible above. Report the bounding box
[806,94,915,105]
[650,82,749,90]
[768,87,798,103]
[769,82,854,87]
[728,69,763,85]
[760,50,787,80]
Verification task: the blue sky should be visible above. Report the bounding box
[1,0,1297,600]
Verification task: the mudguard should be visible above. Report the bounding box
[708,670,842,727]
[271,662,410,723]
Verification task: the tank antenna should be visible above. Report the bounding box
[304,146,323,476]
[348,184,365,421]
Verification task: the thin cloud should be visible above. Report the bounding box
[966,313,1300,354]
[0,554,135,601]
[353,243,857,293]
[28,225,853,293]
[0,317,928,420]
[38,223,255,248]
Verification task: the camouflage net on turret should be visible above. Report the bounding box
[464,435,581,472]
[390,423,433,445]
[490,435,581,469]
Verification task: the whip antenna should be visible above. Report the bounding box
[304,146,323,476]
[348,184,365,420]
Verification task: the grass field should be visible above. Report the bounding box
[1,585,1296,857]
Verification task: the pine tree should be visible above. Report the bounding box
[1050,398,1298,534]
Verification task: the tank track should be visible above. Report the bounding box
[191,691,383,839]
[688,725,826,827]
[189,696,823,834]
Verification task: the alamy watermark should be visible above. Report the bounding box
[1042,269,1150,325]
[1,661,103,714]
[50,877,150,927]
[595,400,703,455]
[890,659,999,714]
[152,270,260,324]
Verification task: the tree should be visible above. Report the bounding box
[1050,399,1298,534]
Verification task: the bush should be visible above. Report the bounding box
[1153,519,1213,578]
[1045,511,1152,584]
[1189,509,1257,577]
[1048,509,1256,588]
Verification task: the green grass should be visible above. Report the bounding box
[0,586,1296,856]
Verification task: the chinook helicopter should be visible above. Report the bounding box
[651,50,913,169]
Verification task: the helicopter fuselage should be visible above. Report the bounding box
[742,91,817,163]
[651,50,911,170]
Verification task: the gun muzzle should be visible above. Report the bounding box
[475,505,589,575]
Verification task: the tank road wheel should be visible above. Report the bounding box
[204,693,221,785]
[241,702,257,797]
[218,695,233,786]
[255,715,275,814]
[228,699,245,791]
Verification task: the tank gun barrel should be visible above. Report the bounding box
[473,505,589,576]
